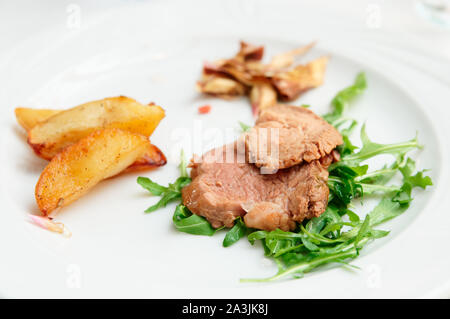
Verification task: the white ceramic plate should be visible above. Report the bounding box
[1,0,449,298]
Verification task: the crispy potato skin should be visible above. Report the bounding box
[15,108,61,131]
[28,96,165,160]
[123,144,167,173]
[35,128,151,215]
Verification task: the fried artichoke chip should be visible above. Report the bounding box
[235,41,264,62]
[249,81,278,115]
[196,74,247,98]
[272,56,329,101]
[197,42,328,111]
[203,60,257,86]
[202,42,266,87]
[268,41,316,70]
[35,128,153,215]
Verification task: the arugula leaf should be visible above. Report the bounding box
[241,241,363,283]
[239,121,251,132]
[338,135,358,157]
[393,158,432,205]
[336,118,358,136]
[368,197,408,226]
[342,125,420,165]
[248,230,268,244]
[369,229,390,239]
[330,164,368,179]
[179,149,189,178]
[139,176,191,213]
[244,211,388,283]
[358,183,401,195]
[266,236,303,256]
[354,214,370,249]
[173,205,216,236]
[323,72,367,125]
[306,206,342,234]
[328,176,363,205]
[137,177,167,196]
[356,166,398,185]
[138,150,193,213]
[399,158,433,190]
[300,236,320,251]
[300,224,345,245]
[329,166,401,197]
[145,191,181,213]
[248,229,305,257]
[223,217,247,247]
[344,209,360,223]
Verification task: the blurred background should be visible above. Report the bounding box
[1,0,449,59]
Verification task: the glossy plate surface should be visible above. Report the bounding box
[0,0,449,298]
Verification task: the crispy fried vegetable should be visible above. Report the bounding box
[197,42,328,113]
[268,41,316,70]
[235,41,264,62]
[36,128,152,215]
[203,60,256,86]
[15,108,61,131]
[202,42,265,87]
[249,82,278,115]
[196,74,247,98]
[272,56,329,101]
[28,96,165,160]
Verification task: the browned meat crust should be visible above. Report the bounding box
[246,104,343,170]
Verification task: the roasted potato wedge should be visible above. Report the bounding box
[36,128,152,215]
[15,108,61,131]
[28,96,165,160]
[124,143,167,173]
[15,104,166,172]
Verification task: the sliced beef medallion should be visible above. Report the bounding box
[181,144,330,231]
[245,104,343,170]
